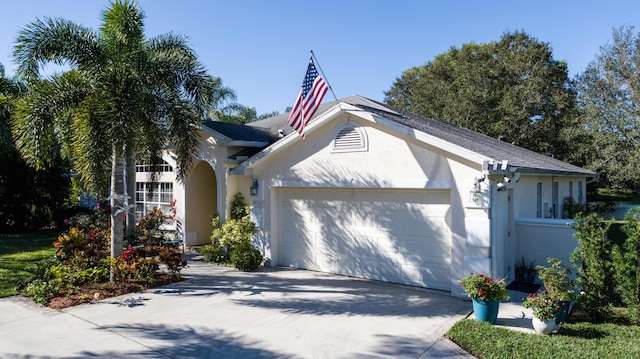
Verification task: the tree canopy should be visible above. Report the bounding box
[574,26,640,190]
[385,31,576,159]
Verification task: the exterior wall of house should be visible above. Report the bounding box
[514,217,578,281]
[514,175,587,219]
[179,133,233,246]
[248,113,492,295]
[508,175,587,282]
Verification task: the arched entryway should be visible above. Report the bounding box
[185,161,217,246]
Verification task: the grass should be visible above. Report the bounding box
[0,230,58,297]
[591,188,640,203]
[447,310,640,359]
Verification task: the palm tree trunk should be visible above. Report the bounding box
[110,146,126,282]
[126,152,136,242]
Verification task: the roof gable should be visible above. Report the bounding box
[230,95,595,177]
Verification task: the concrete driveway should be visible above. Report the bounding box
[0,255,473,358]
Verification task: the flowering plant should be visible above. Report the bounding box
[137,207,166,234]
[523,290,561,321]
[458,273,509,301]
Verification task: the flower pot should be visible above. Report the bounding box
[532,317,556,335]
[555,300,571,325]
[472,298,500,324]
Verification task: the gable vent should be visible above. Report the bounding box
[332,122,368,152]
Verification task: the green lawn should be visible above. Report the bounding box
[447,315,640,359]
[0,230,58,297]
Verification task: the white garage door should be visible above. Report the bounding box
[278,188,452,290]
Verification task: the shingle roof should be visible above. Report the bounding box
[203,120,276,143]
[241,95,595,176]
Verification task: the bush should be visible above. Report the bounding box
[230,241,263,271]
[159,247,187,278]
[613,208,640,324]
[536,258,576,301]
[203,193,263,271]
[571,212,615,321]
[24,279,59,305]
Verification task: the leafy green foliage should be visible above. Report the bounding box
[229,193,250,220]
[385,30,576,159]
[536,258,576,301]
[158,247,187,278]
[202,193,262,271]
[574,26,640,190]
[571,213,615,321]
[18,205,184,305]
[230,241,263,272]
[613,208,640,324]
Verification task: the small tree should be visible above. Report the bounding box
[571,212,615,322]
[613,208,640,324]
[201,193,263,271]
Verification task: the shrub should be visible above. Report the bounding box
[230,241,263,271]
[536,258,576,301]
[613,208,640,324]
[53,227,88,260]
[203,193,263,271]
[24,279,59,305]
[136,207,165,236]
[159,247,187,278]
[571,212,615,321]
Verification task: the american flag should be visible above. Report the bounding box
[287,57,328,138]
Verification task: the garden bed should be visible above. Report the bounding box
[47,272,183,309]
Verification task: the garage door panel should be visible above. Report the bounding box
[312,204,352,227]
[278,188,452,290]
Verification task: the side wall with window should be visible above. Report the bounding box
[514,175,586,219]
[135,159,177,230]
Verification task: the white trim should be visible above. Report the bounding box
[340,105,489,164]
[270,179,453,189]
[229,140,269,147]
[515,217,574,228]
[199,126,232,146]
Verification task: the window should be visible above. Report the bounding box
[135,182,173,220]
[578,180,583,204]
[136,160,173,173]
[331,122,367,152]
[537,182,542,218]
[552,181,559,218]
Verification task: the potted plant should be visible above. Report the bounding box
[459,273,509,324]
[536,258,575,324]
[523,290,561,334]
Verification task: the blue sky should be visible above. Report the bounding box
[1,1,638,115]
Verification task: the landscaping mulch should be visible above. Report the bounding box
[47,273,183,309]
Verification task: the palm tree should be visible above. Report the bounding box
[12,0,215,280]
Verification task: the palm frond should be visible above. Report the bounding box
[13,17,102,82]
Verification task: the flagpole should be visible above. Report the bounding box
[310,50,339,103]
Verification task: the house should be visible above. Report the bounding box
[136,95,596,297]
